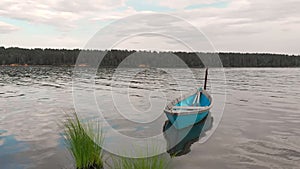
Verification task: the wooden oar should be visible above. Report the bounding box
[197,68,208,106]
[204,68,208,90]
[192,68,208,106]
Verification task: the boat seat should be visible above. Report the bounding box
[172,106,208,111]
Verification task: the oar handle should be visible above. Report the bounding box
[204,68,208,90]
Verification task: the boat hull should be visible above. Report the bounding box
[165,110,209,129]
[164,88,212,129]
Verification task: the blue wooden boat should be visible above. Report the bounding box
[164,69,213,129]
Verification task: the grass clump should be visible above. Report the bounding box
[63,113,104,169]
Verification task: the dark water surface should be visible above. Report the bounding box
[0,67,299,169]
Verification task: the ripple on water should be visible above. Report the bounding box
[231,140,300,169]
[0,67,300,168]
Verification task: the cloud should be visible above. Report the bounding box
[53,0,126,12]
[95,0,300,54]
[1,0,300,54]
[0,21,19,33]
[0,0,126,30]
[148,0,228,10]
[92,0,300,42]
[163,0,300,53]
[89,6,137,21]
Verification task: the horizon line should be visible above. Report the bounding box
[1,46,299,57]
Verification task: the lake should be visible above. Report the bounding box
[0,67,299,169]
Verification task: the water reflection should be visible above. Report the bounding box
[1,67,299,168]
[0,130,30,169]
[163,113,213,156]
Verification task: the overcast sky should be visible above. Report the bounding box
[1,0,300,54]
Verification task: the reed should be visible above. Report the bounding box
[63,113,104,169]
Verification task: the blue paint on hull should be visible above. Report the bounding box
[165,88,212,129]
[166,111,209,129]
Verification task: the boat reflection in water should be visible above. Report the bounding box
[163,112,213,157]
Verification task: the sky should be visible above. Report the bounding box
[0,0,300,54]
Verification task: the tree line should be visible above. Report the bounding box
[0,47,299,67]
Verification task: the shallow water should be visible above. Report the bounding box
[0,67,299,168]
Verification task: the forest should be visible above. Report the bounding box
[0,47,299,67]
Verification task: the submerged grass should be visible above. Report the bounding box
[63,113,104,169]
[110,155,170,169]
[108,145,171,169]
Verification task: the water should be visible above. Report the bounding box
[0,67,299,168]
